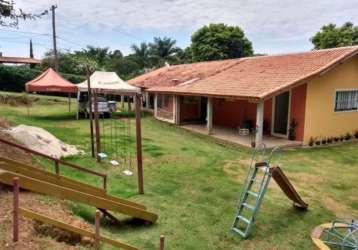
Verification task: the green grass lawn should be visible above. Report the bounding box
[0,92,357,250]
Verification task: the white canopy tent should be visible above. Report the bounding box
[76,71,140,119]
[77,71,140,93]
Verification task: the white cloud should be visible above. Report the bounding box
[2,0,358,56]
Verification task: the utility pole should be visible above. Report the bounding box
[50,5,59,72]
[29,39,33,58]
[29,39,34,69]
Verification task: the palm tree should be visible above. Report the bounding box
[80,46,110,67]
[149,37,180,66]
[131,42,151,69]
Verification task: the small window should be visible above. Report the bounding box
[334,90,358,112]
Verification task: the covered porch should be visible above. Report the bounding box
[153,83,306,148]
[181,124,302,148]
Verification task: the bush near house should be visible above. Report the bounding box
[0,65,85,92]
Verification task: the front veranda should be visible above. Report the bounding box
[154,87,306,148]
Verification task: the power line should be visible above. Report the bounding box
[0,28,50,36]
[0,39,50,48]
[56,35,84,48]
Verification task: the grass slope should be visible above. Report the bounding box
[0,92,357,249]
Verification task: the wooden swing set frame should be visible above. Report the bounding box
[86,70,144,194]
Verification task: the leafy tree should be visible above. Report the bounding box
[149,37,181,66]
[190,23,254,61]
[311,22,358,49]
[0,0,48,27]
[75,46,111,68]
[175,47,193,64]
[131,42,151,69]
[41,50,88,75]
[106,54,142,80]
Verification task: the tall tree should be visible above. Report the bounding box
[131,42,151,69]
[0,0,47,27]
[311,22,358,49]
[190,23,253,61]
[75,46,111,68]
[149,37,181,66]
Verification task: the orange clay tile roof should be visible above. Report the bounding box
[146,46,358,100]
[128,59,240,88]
[0,56,41,64]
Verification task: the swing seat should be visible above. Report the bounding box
[110,160,119,166]
[98,152,108,158]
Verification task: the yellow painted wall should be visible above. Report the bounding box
[303,55,358,144]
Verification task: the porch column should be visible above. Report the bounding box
[174,95,180,125]
[207,97,213,134]
[255,100,264,148]
[154,93,158,118]
[145,92,150,109]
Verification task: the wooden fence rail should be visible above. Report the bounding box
[0,137,107,190]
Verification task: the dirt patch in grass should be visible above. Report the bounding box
[223,158,251,179]
[0,188,95,249]
[322,196,354,218]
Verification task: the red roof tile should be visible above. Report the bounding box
[148,46,358,100]
[128,59,240,88]
[0,56,41,64]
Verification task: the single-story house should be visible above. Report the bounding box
[128,59,239,110]
[129,46,358,148]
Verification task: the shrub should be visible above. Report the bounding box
[308,137,315,146]
[345,133,352,141]
[315,140,321,146]
[327,137,333,144]
[354,130,358,139]
[333,137,339,142]
[321,138,327,145]
[340,135,345,141]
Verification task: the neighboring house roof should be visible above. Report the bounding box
[77,71,140,94]
[0,56,41,64]
[147,46,358,101]
[26,68,77,93]
[128,59,240,89]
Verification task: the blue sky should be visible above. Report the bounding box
[1,0,358,58]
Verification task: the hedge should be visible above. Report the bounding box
[0,65,86,92]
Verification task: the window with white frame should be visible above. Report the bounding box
[334,90,358,112]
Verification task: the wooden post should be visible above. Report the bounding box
[207,97,213,135]
[68,93,71,112]
[26,93,30,117]
[94,91,101,163]
[128,97,132,111]
[13,177,19,243]
[160,235,165,250]
[86,66,95,158]
[55,160,60,175]
[95,210,101,250]
[135,94,144,194]
[255,100,264,148]
[121,95,124,110]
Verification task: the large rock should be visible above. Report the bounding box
[4,125,80,158]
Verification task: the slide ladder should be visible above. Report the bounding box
[232,146,308,238]
[232,161,272,238]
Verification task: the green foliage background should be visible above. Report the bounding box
[0,65,85,92]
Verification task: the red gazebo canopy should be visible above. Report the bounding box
[26,68,77,93]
